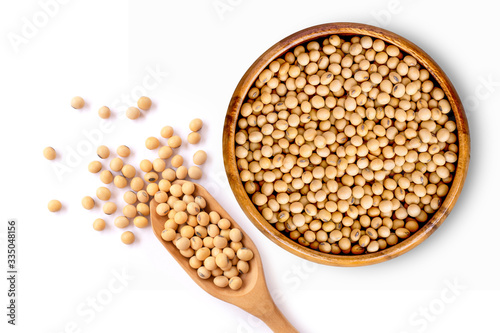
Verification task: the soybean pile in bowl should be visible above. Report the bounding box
[223,23,470,266]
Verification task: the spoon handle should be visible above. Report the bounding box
[258,304,299,333]
[242,294,298,333]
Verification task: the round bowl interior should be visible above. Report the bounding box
[223,22,470,266]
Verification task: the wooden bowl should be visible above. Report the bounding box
[222,22,470,266]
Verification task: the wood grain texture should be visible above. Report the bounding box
[223,22,470,267]
[150,181,298,333]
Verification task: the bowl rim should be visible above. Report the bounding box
[223,22,470,266]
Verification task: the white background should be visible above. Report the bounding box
[0,0,499,332]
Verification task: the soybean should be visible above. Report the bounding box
[96,187,111,201]
[121,165,136,178]
[101,201,116,214]
[134,216,148,228]
[145,137,160,150]
[168,136,182,148]
[71,96,85,109]
[161,126,174,138]
[189,118,203,132]
[229,276,242,290]
[114,216,130,228]
[123,205,137,218]
[48,200,62,212]
[114,175,127,188]
[98,106,111,119]
[117,145,131,157]
[88,161,102,173]
[82,196,95,210]
[188,132,201,144]
[126,107,140,120]
[110,158,123,172]
[97,145,110,159]
[137,96,152,110]
[121,231,135,245]
[193,150,207,165]
[188,166,203,180]
[93,218,106,231]
[43,147,56,160]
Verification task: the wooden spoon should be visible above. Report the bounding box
[150,180,298,333]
